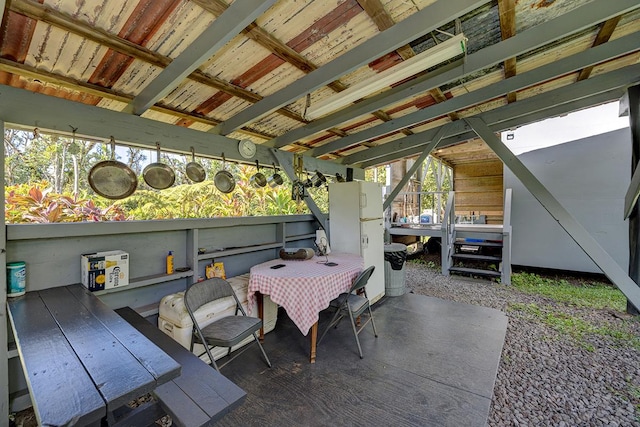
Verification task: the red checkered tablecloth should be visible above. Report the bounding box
[249,253,364,335]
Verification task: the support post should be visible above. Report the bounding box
[1,119,8,427]
[625,85,640,315]
[501,188,513,285]
[270,149,327,227]
[467,117,640,310]
[383,123,452,211]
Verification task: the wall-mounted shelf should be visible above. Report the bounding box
[92,269,194,296]
[197,242,282,260]
[285,233,316,242]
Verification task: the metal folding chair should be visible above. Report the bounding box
[185,277,271,371]
[318,266,378,358]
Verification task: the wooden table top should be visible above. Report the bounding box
[8,284,181,426]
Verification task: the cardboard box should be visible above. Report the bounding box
[81,250,129,291]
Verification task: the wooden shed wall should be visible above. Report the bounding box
[453,160,504,224]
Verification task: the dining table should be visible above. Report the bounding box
[7,284,181,426]
[248,252,363,363]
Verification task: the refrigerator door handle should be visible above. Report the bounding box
[360,193,367,210]
[361,234,369,249]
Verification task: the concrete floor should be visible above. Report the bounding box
[216,292,508,427]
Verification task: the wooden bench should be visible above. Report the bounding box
[116,307,246,427]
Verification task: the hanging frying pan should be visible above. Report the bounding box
[250,160,267,188]
[214,154,235,194]
[88,137,138,200]
[186,146,206,183]
[268,163,283,187]
[143,142,175,190]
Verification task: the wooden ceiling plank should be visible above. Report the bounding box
[10,0,306,124]
[274,0,640,152]
[10,0,170,68]
[129,0,277,115]
[214,0,487,135]
[0,57,274,140]
[307,31,639,158]
[352,63,638,167]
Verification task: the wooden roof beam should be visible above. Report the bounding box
[498,0,517,103]
[9,0,306,124]
[128,0,277,115]
[0,57,275,140]
[306,31,640,158]
[577,16,622,81]
[214,0,488,135]
[273,0,640,152]
[351,63,639,167]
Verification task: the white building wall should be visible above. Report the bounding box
[503,128,630,273]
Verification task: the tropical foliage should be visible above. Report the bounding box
[5,183,127,223]
[4,129,332,223]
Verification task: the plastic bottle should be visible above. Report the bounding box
[166,251,174,274]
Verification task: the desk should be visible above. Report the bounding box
[7,284,181,426]
[249,253,363,363]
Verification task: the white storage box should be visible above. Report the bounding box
[81,250,129,291]
[158,274,278,363]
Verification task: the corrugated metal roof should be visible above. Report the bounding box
[0,0,638,167]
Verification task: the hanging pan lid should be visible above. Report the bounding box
[143,142,175,190]
[88,137,138,200]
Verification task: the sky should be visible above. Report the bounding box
[500,101,631,155]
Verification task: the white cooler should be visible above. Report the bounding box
[158,274,278,363]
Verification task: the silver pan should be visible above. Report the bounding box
[88,137,138,200]
[186,146,206,183]
[250,160,267,188]
[214,154,235,194]
[268,163,283,187]
[143,143,175,190]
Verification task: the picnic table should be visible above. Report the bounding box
[7,284,181,426]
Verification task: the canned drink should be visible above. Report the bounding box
[7,261,26,297]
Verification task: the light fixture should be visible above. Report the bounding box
[305,33,466,120]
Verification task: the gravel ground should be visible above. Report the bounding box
[406,261,640,427]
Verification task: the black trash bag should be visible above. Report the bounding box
[384,247,407,270]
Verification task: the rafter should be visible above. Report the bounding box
[305,32,639,157]
[577,16,622,81]
[348,62,639,167]
[129,0,277,115]
[267,0,640,151]
[0,58,276,140]
[188,0,360,140]
[214,0,488,135]
[498,0,517,103]
[9,0,306,124]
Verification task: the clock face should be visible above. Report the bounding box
[238,139,256,159]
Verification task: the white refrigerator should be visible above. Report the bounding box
[328,181,385,303]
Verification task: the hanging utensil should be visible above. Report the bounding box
[88,137,138,200]
[310,170,326,187]
[214,154,236,194]
[185,146,206,183]
[268,163,283,187]
[143,142,175,190]
[251,160,267,188]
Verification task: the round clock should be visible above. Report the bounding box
[238,139,257,159]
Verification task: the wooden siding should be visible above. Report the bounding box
[454,160,504,224]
